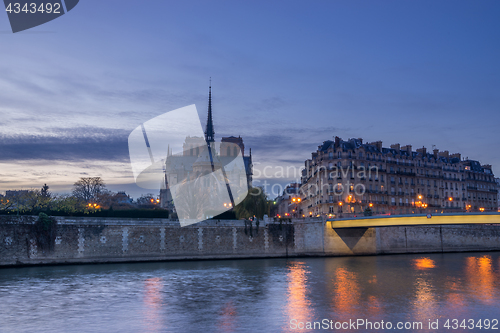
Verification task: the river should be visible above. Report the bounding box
[0,252,499,332]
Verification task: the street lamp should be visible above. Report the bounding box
[415,195,427,213]
[291,197,301,217]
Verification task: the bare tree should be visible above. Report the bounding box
[72,177,106,202]
[41,184,50,198]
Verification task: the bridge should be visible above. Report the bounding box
[327,212,500,228]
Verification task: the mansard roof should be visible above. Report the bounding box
[317,137,463,163]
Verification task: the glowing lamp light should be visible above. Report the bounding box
[418,195,423,200]
[369,203,373,208]
[338,202,343,206]
[479,207,485,212]
[297,198,301,202]
[292,198,296,202]
[448,197,453,202]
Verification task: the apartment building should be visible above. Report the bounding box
[299,137,498,217]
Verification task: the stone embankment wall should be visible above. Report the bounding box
[1,215,500,267]
[0,216,294,266]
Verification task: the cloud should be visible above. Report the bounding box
[0,126,130,162]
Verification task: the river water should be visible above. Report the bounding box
[0,252,499,333]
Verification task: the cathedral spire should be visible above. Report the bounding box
[205,78,215,143]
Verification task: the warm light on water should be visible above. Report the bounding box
[285,261,312,325]
[413,257,436,269]
[0,252,499,332]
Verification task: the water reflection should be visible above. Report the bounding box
[412,278,437,321]
[216,301,238,333]
[413,257,436,270]
[142,277,164,332]
[284,261,312,325]
[0,254,498,332]
[443,279,467,318]
[466,255,495,304]
[332,267,360,316]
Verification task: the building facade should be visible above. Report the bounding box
[274,183,301,218]
[299,137,498,217]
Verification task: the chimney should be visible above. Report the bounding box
[390,143,400,152]
[334,136,340,148]
[439,150,449,158]
[401,145,412,155]
[450,153,461,160]
[416,147,427,155]
[369,141,383,151]
[357,138,363,144]
[433,149,439,159]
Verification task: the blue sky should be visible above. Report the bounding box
[0,0,499,198]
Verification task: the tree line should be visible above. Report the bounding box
[0,177,272,220]
[0,177,165,216]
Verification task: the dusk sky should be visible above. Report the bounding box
[1,0,499,199]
